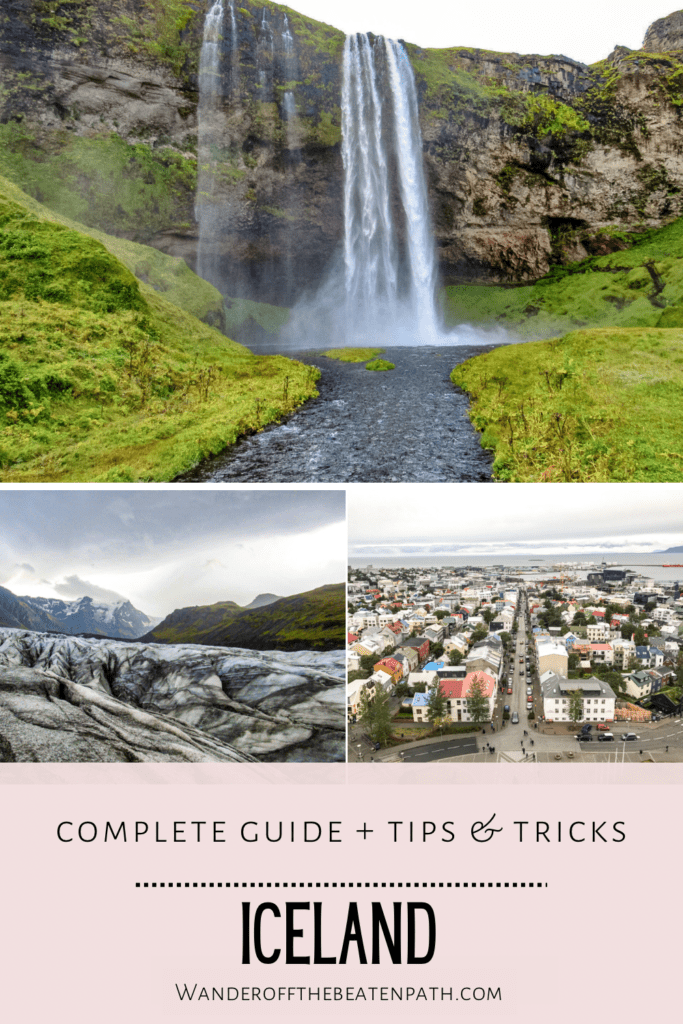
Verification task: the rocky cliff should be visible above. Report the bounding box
[3,1,683,302]
[0,628,345,761]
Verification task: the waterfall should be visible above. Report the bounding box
[282,14,296,119]
[340,33,441,345]
[258,6,274,98]
[228,0,239,94]
[196,0,225,285]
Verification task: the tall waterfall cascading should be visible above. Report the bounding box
[195,0,225,285]
[340,33,441,345]
[282,15,296,120]
[283,32,451,349]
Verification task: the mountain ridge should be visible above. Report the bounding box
[140,583,345,651]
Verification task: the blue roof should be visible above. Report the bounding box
[424,661,445,671]
[411,692,430,707]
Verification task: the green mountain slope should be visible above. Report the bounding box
[449,212,683,481]
[0,176,318,482]
[142,584,345,652]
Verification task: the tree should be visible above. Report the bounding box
[470,625,488,643]
[500,632,511,646]
[426,681,448,723]
[633,627,646,647]
[430,642,444,660]
[358,682,394,748]
[567,689,584,725]
[434,610,448,620]
[466,673,490,725]
[448,650,463,666]
[568,652,580,671]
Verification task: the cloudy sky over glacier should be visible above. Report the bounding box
[348,484,683,559]
[300,1,667,66]
[0,489,346,616]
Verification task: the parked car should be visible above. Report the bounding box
[507,687,513,695]
[596,723,611,731]
[598,733,615,742]
[511,712,519,724]
[504,705,510,712]
[581,723,592,733]
[526,687,532,696]
[620,733,640,741]
[576,734,592,742]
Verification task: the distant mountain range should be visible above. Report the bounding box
[657,546,683,553]
[140,584,345,651]
[0,583,344,650]
[0,587,159,639]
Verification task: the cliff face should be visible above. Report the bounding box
[3,1,683,303]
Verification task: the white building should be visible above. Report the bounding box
[541,674,616,723]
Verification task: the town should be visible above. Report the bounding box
[347,562,683,762]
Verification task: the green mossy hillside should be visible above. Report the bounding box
[143,584,346,651]
[0,124,197,245]
[451,327,683,482]
[444,216,683,339]
[0,178,318,482]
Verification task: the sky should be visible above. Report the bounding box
[291,1,672,66]
[348,483,683,558]
[0,490,346,617]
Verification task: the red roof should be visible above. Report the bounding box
[590,643,611,651]
[375,658,401,673]
[440,672,495,700]
[347,633,359,644]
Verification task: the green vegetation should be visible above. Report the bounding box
[322,348,383,362]
[365,359,395,372]
[448,211,683,482]
[0,177,318,482]
[111,0,199,78]
[146,584,345,651]
[223,296,291,337]
[451,327,683,482]
[0,124,196,243]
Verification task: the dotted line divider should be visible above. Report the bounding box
[136,881,548,889]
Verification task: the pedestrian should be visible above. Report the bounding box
[531,739,534,746]
[520,739,523,746]
[522,747,525,755]
[639,750,642,756]
[666,745,669,752]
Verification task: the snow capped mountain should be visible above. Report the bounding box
[17,594,161,639]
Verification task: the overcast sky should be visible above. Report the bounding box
[348,484,683,557]
[0,490,346,616]
[292,1,669,66]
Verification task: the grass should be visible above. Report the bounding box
[444,217,683,340]
[0,179,318,482]
[451,327,683,482]
[448,210,683,481]
[322,348,383,362]
[365,359,395,372]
